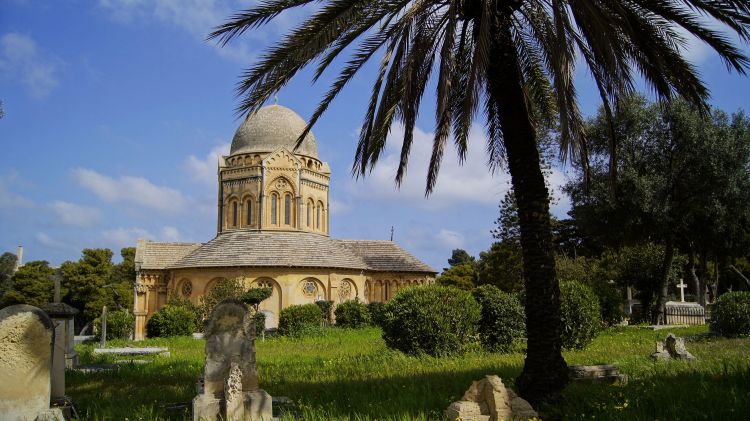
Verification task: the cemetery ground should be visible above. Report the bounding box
[69,326,749,420]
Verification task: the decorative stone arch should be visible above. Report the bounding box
[177,278,193,299]
[297,277,326,304]
[306,198,315,229]
[364,279,372,303]
[315,200,325,232]
[225,195,241,229]
[338,278,357,303]
[203,277,228,296]
[267,175,296,196]
[251,277,282,329]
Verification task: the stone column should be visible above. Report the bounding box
[42,302,78,398]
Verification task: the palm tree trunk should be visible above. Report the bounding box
[487,17,567,404]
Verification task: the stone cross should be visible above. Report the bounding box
[52,273,61,303]
[676,280,688,302]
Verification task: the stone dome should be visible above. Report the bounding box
[229,104,318,158]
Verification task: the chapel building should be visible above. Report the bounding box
[133,105,436,339]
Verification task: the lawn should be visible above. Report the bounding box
[68,326,750,420]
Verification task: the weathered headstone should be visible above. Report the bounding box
[193,300,272,421]
[651,333,696,361]
[445,375,538,421]
[665,301,705,325]
[41,302,79,399]
[0,304,63,421]
[569,364,628,385]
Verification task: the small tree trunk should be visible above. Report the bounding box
[653,239,675,325]
[699,251,709,304]
[688,248,701,305]
[487,18,567,404]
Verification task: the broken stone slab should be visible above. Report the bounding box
[569,364,628,385]
[445,375,538,421]
[93,347,169,356]
[651,333,696,361]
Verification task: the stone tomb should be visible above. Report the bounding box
[445,375,538,421]
[0,304,63,421]
[193,300,272,421]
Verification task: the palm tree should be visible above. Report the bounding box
[210,0,750,403]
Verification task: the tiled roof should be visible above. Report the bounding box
[135,240,202,270]
[337,240,436,273]
[137,231,435,274]
[170,231,368,270]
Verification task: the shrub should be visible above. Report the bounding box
[95,309,134,340]
[472,285,525,353]
[367,301,388,328]
[559,280,602,350]
[711,291,750,337]
[591,281,625,326]
[240,287,273,311]
[315,300,334,326]
[146,305,197,337]
[334,300,371,328]
[198,278,245,325]
[254,311,266,337]
[381,285,480,356]
[279,304,322,336]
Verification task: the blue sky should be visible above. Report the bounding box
[1,0,749,270]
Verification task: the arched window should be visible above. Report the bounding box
[316,203,321,230]
[271,193,278,225]
[245,198,253,226]
[307,199,313,228]
[284,194,292,225]
[232,202,238,227]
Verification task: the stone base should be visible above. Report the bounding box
[193,394,221,421]
[569,364,628,386]
[35,408,66,421]
[192,390,273,421]
[65,353,78,369]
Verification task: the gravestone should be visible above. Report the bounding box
[0,304,63,421]
[665,301,705,325]
[193,300,272,421]
[445,375,538,421]
[651,333,696,361]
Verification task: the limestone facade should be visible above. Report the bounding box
[133,105,435,340]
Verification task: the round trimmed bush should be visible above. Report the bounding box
[381,285,480,356]
[334,300,371,328]
[95,309,135,340]
[367,301,388,328]
[279,303,322,336]
[146,305,197,337]
[711,291,750,337]
[560,280,601,350]
[472,285,525,353]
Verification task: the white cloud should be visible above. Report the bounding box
[102,227,152,248]
[348,124,510,209]
[435,229,464,249]
[72,168,187,213]
[35,232,73,251]
[161,225,180,241]
[0,32,59,98]
[50,201,101,228]
[329,198,352,216]
[185,142,230,184]
[97,0,287,63]
[0,179,33,208]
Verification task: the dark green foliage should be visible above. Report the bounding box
[334,300,371,328]
[95,309,134,340]
[447,249,475,268]
[472,285,525,353]
[279,304,322,336]
[367,301,388,328]
[555,255,625,325]
[0,251,17,302]
[315,300,334,326]
[198,278,245,323]
[62,248,132,322]
[711,292,750,337]
[240,287,273,311]
[476,242,524,293]
[166,293,202,331]
[381,286,480,356]
[2,260,54,307]
[436,263,477,290]
[254,311,266,336]
[146,305,197,337]
[613,244,683,322]
[559,281,601,350]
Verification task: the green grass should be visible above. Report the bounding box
[68,326,750,420]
